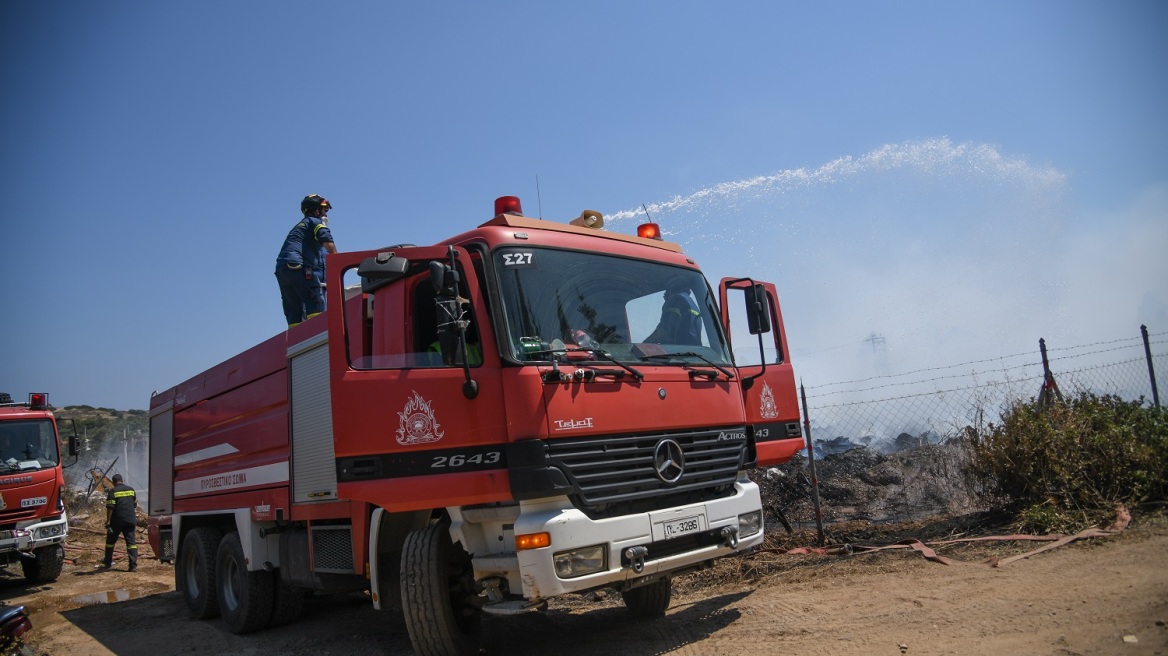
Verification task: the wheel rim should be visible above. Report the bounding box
[184,550,202,598]
[222,557,241,612]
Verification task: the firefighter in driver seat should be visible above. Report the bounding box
[646,277,703,346]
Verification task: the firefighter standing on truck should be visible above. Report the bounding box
[101,474,138,571]
[276,194,337,327]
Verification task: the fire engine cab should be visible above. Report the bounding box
[147,197,803,655]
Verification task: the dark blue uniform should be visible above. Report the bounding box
[648,292,703,346]
[103,482,138,571]
[276,216,334,326]
[661,292,703,345]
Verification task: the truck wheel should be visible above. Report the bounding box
[267,573,306,628]
[177,527,222,619]
[400,521,481,656]
[21,544,65,583]
[621,576,672,618]
[216,531,274,634]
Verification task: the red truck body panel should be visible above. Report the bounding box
[170,332,291,513]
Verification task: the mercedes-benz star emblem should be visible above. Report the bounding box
[653,439,685,484]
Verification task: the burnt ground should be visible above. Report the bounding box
[3,448,1167,656]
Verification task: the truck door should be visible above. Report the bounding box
[325,245,510,512]
[719,278,804,467]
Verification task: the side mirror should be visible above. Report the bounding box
[429,261,461,297]
[358,252,410,293]
[64,418,80,466]
[745,283,771,335]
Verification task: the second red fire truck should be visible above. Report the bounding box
[0,392,79,584]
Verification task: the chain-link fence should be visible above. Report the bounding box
[759,326,1166,528]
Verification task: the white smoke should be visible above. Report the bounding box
[602,138,1162,394]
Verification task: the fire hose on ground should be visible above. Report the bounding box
[760,505,1131,567]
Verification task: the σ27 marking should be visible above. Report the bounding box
[431,451,502,469]
[501,252,534,266]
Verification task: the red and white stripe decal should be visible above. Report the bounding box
[174,443,241,466]
[174,461,289,497]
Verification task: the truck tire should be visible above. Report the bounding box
[400,521,481,656]
[21,544,65,583]
[621,576,672,618]
[267,573,306,628]
[216,531,274,634]
[177,527,222,619]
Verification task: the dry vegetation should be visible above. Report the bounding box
[5,395,1164,655]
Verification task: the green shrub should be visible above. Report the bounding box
[965,392,1168,532]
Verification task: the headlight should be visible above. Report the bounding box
[36,524,64,539]
[553,544,607,579]
[738,510,763,538]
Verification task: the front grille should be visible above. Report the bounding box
[546,428,746,517]
[0,509,38,525]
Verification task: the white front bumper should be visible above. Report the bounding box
[0,512,69,555]
[454,478,763,601]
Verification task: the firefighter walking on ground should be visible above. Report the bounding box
[276,194,337,327]
[101,474,138,571]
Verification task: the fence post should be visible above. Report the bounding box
[799,382,825,547]
[1037,337,1064,407]
[1142,324,1161,408]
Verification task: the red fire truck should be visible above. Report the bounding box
[147,198,803,655]
[0,392,79,583]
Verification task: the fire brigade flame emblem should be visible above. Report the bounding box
[396,391,444,446]
[759,382,779,420]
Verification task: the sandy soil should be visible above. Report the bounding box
[2,510,1166,656]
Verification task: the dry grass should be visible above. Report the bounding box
[676,506,1168,595]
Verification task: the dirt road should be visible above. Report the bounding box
[4,514,1166,656]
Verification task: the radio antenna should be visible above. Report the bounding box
[536,175,544,219]
[642,203,653,221]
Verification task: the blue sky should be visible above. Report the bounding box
[2,1,1165,410]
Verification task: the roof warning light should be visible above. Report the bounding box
[494,196,523,217]
[637,222,663,240]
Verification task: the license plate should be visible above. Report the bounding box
[663,515,701,539]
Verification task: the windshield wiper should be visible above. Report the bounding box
[522,347,644,382]
[574,348,644,381]
[640,352,734,380]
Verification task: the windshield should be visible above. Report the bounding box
[494,247,731,365]
[0,419,59,472]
